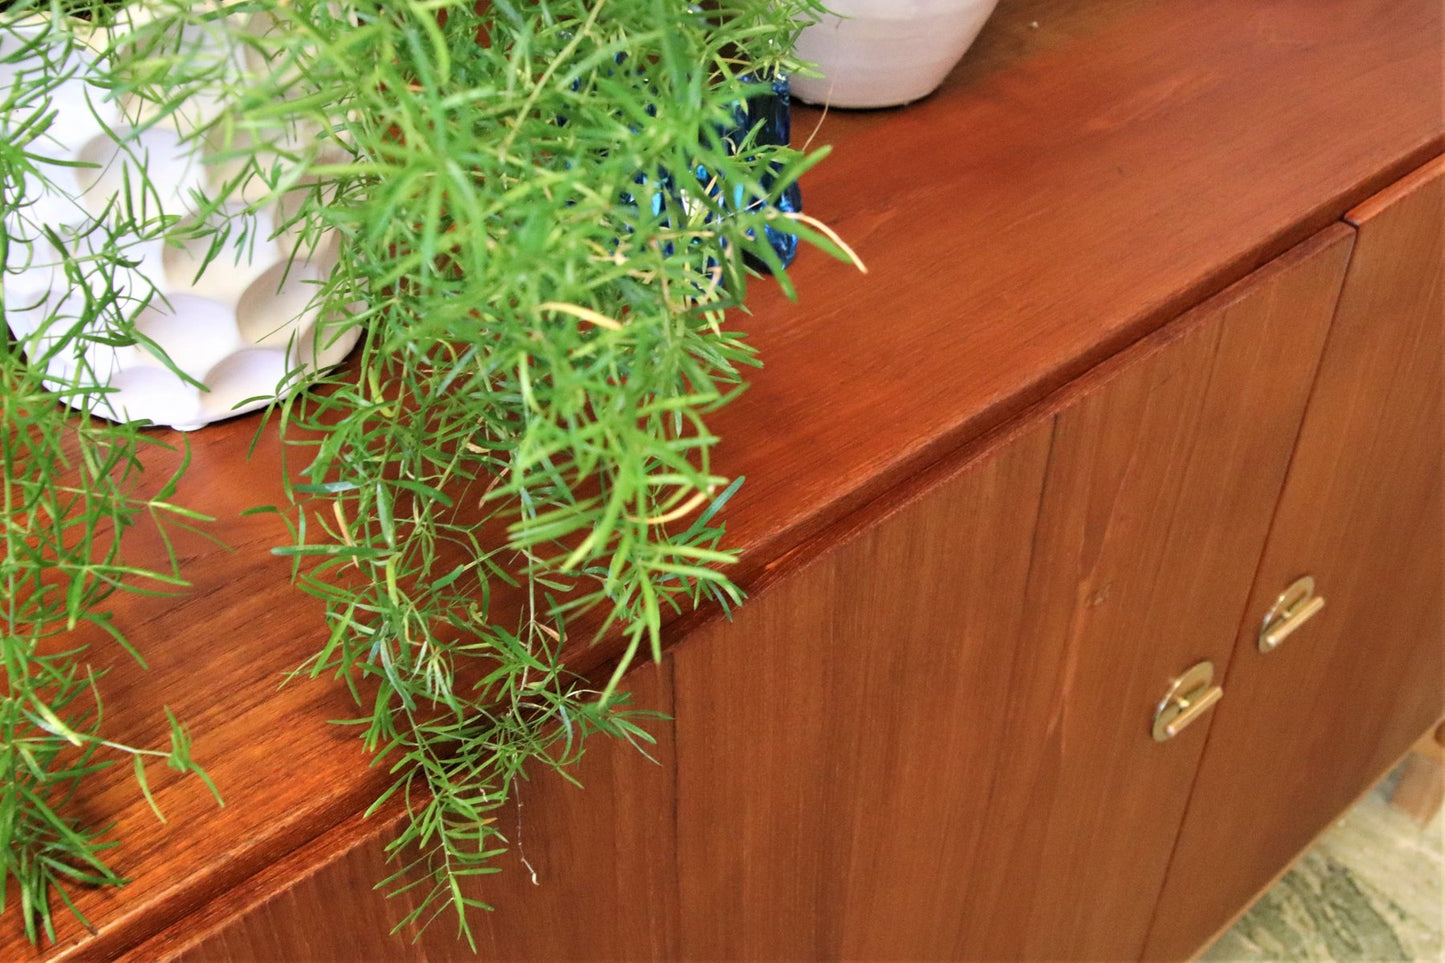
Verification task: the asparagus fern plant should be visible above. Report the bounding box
[0,0,848,948]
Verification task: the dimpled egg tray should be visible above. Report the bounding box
[0,12,359,431]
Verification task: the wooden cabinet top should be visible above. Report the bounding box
[12,0,1442,957]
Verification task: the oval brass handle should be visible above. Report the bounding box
[1259,575,1325,653]
[1152,660,1224,742]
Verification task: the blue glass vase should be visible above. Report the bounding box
[716,72,802,272]
[741,73,802,270]
[593,64,804,273]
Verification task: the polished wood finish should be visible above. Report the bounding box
[672,229,1350,962]
[673,421,1055,962]
[3,0,1441,957]
[8,440,388,963]
[707,0,1441,599]
[1144,159,1445,961]
[145,663,678,963]
[151,229,1353,961]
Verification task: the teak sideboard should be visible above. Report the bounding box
[7,0,1441,960]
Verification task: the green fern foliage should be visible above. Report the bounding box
[1,0,839,946]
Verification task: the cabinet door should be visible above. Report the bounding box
[1145,160,1445,960]
[671,229,1351,961]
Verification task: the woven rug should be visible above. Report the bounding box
[1203,768,1443,962]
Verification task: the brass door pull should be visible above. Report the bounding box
[1258,575,1325,653]
[1153,661,1223,743]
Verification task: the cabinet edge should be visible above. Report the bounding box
[1347,154,1445,226]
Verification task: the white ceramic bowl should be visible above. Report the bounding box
[793,0,1001,109]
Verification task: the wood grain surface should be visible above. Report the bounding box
[140,663,679,963]
[1144,158,1445,961]
[670,227,1350,962]
[4,0,1441,956]
[139,227,1352,960]
[701,0,1443,607]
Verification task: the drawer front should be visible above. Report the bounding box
[1146,160,1445,960]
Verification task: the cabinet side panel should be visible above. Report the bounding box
[1146,161,1445,961]
[672,230,1351,962]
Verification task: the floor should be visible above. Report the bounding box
[1202,764,1443,962]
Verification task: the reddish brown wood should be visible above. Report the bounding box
[121,226,1350,961]
[3,0,1439,956]
[133,661,678,963]
[1144,158,1445,961]
[698,0,1443,619]
[5,437,389,963]
[941,0,1155,87]
[670,229,1350,961]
